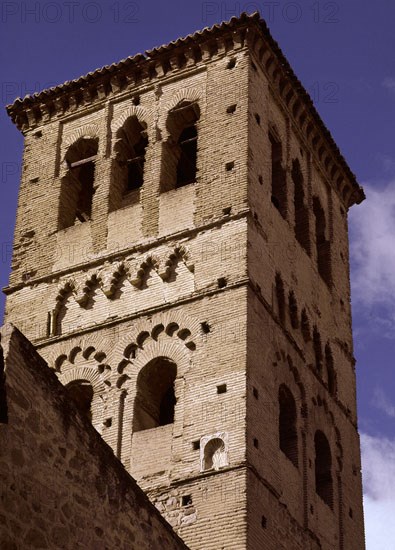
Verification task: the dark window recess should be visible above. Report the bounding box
[289,291,299,329]
[217,277,227,288]
[111,116,148,211]
[270,133,287,219]
[325,344,337,397]
[66,380,94,422]
[315,430,334,508]
[177,125,198,187]
[192,440,200,450]
[217,384,227,394]
[0,344,8,423]
[261,516,267,528]
[279,384,298,467]
[292,160,310,255]
[313,196,332,286]
[275,273,286,324]
[313,327,323,375]
[59,138,98,229]
[253,438,259,448]
[133,357,177,432]
[161,101,200,192]
[182,495,193,506]
[201,322,211,334]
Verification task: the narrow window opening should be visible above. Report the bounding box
[225,161,234,171]
[313,196,332,286]
[275,273,286,324]
[177,125,198,187]
[313,327,323,375]
[253,438,259,449]
[292,159,310,254]
[59,138,98,230]
[161,101,200,192]
[301,308,311,341]
[270,133,287,219]
[261,515,267,528]
[66,380,94,422]
[111,116,148,211]
[217,384,227,395]
[201,321,211,334]
[133,357,177,432]
[253,387,259,399]
[192,440,200,450]
[315,430,333,508]
[279,384,298,467]
[289,291,299,329]
[227,104,237,114]
[325,343,337,397]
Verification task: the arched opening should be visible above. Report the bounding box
[279,384,298,467]
[133,357,177,432]
[59,138,98,230]
[313,196,332,286]
[315,430,333,508]
[161,100,200,192]
[66,379,94,421]
[269,132,287,219]
[292,159,310,254]
[110,116,148,211]
[203,437,227,471]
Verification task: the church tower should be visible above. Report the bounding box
[5,13,365,550]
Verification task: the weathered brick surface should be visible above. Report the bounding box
[0,324,188,549]
[3,12,365,550]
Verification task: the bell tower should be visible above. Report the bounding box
[5,12,365,550]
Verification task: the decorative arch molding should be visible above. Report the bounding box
[115,311,201,376]
[54,279,77,312]
[158,87,204,138]
[58,365,109,395]
[111,104,155,136]
[63,123,100,150]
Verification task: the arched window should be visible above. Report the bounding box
[314,430,333,508]
[279,385,298,467]
[288,290,299,329]
[161,100,200,192]
[269,132,287,219]
[110,116,148,211]
[59,138,98,230]
[133,357,177,432]
[313,196,332,286]
[203,437,227,471]
[292,159,310,254]
[66,379,94,421]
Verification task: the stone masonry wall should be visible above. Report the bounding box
[0,324,188,550]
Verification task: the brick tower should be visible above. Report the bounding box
[5,13,365,550]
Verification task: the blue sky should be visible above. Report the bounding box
[1,1,394,547]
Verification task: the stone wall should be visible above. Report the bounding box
[0,324,188,550]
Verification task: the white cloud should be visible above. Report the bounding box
[361,433,395,549]
[349,180,395,334]
[372,387,395,418]
[382,77,395,95]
